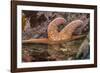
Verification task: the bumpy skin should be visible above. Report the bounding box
[48,17,83,42]
[22,17,85,44]
[48,17,66,42]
